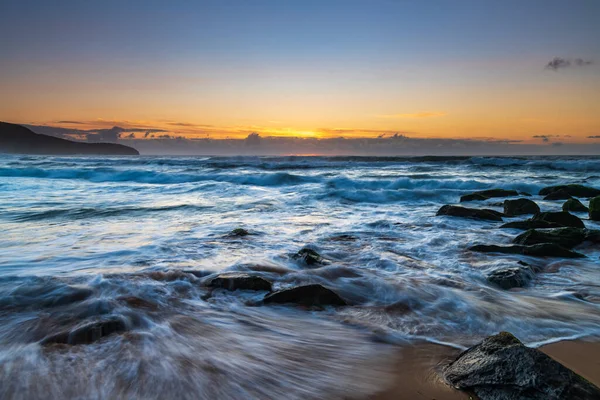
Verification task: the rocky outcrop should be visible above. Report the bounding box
[460,189,519,202]
[293,248,326,266]
[500,220,562,230]
[263,284,347,307]
[539,184,600,198]
[503,198,540,216]
[444,332,600,400]
[513,227,587,249]
[469,243,585,258]
[562,198,589,212]
[207,273,272,291]
[487,266,534,290]
[590,196,600,221]
[437,205,503,221]
[41,317,128,345]
[543,189,572,200]
[530,211,585,228]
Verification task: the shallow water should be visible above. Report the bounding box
[1,155,599,399]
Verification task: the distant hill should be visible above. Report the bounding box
[0,122,139,155]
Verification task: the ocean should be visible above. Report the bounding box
[1,155,599,399]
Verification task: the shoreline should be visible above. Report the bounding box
[370,338,600,400]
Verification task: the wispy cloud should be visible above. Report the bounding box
[376,112,447,119]
[545,57,593,71]
[588,135,600,139]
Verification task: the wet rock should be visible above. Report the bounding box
[444,332,600,400]
[207,273,272,291]
[228,228,250,237]
[543,189,572,200]
[469,243,585,258]
[531,211,585,228]
[503,198,540,216]
[41,286,94,308]
[293,248,326,266]
[540,184,600,198]
[590,196,600,221]
[562,198,589,212]
[460,189,519,202]
[117,296,159,311]
[487,266,534,290]
[513,227,587,249]
[500,220,562,230]
[436,205,503,221]
[263,284,347,307]
[41,317,127,345]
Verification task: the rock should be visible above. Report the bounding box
[293,248,325,266]
[469,243,585,258]
[539,184,600,198]
[460,189,519,202]
[531,211,585,228]
[500,220,562,230]
[41,317,127,345]
[543,189,572,200]
[487,266,534,290]
[444,332,600,400]
[563,198,589,212]
[117,296,159,311]
[207,273,272,291]
[513,228,587,249]
[263,284,347,307]
[41,286,94,308]
[590,196,600,221]
[503,198,540,216]
[228,228,250,237]
[437,205,503,221]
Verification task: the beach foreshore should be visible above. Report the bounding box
[370,338,600,400]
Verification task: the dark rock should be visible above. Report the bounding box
[207,273,272,291]
[437,205,503,221]
[513,228,587,249]
[543,189,572,200]
[531,211,585,228]
[500,220,562,230]
[487,266,534,289]
[503,198,540,216]
[469,243,585,258]
[460,189,519,202]
[539,184,600,198]
[444,332,600,400]
[41,317,127,345]
[228,228,250,237]
[263,284,347,307]
[563,198,589,212]
[519,192,532,196]
[590,196,600,221]
[293,248,326,266]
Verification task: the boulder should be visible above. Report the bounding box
[531,211,585,228]
[207,273,272,291]
[539,184,600,198]
[437,205,503,221]
[543,189,572,200]
[590,196,600,221]
[444,332,600,400]
[460,189,519,202]
[469,243,584,258]
[487,266,534,290]
[41,317,127,345]
[562,198,589,212]
[263,284,347,307]
[513,228,587,249]
[503,198,540,216]
[228,228,250,237]
[293,248,326,266]
[500,220,562,230]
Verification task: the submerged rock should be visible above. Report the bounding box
[500,220,562,230]
[263,284,347,307]
[436,205,503,221]
[207,272,272,291]
[503,198,540,216]
[460,189,519,202]
[41,317,127,345]
[590,196,600,221]
[469,243,585,258]
[543,189,572,200]
[487,266,534,290]
[539,184,600,198]
[293,248,326,266]
[563,198,589,212]
[531,211,585,228]
[228,228,251,237]
[444,332,600,400]
[513,227,587,249]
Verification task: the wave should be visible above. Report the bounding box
[469,157,600,172]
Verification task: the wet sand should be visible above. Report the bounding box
[370,339,600,400]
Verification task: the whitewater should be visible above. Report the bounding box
[1,155,599,399]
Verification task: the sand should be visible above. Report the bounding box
[370,339,600,400]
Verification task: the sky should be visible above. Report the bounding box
[1,0,600,150]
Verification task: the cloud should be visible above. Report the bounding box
[588,135,600,139]
[377,112,447,119]
[532,134,563,142]
[55,120,86,124]
[545,57,593,71]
